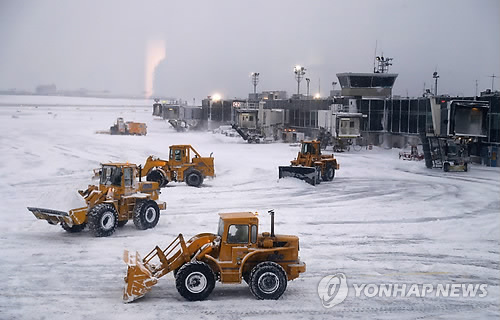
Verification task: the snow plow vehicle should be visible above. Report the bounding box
[279,140,339,185]
[110,117,147,135]
[123,210,305,302]
[142,145,215,188]
[28,162,166,237]
[231,123,264,144]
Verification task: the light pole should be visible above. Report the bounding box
[433,71,439,96]
[331,81,338,97]
[208,96,212,131]
[305,78,310,97]
[294,65,306,96]
[251,72,260,95]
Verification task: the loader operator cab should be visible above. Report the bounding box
[100,165,123,187]
[301,141,320,156]
[100,164,135,189]
[217,213,259,261]
[169,146,189,165]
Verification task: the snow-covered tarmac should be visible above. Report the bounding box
[0,98,498,319]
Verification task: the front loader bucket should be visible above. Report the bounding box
[27,207,72,225]
[278,166,317,185]
[123,250,158,303]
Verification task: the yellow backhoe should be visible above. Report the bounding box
[123,210,305,302]
[141,145,215,188]
[28,162,166,237]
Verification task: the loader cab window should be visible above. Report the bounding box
[123,167,133,187]
[251,225,257,243]
[217,218,224,237]
[227,224,249,244]
[302,143,315,155]
[170,149,183,162]
[100,166,122,186]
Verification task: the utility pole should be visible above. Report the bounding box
[475,80,478,96]
[305,78,310,97]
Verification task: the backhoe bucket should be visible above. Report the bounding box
[278,166,317,185]
[27,207,73,225]
[123,250,158,303]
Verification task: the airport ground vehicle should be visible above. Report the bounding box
[278,140,339,185]
[399,145,424,161]
[231,124,264,143]
[421,134,469,172]
[110,117,147,135]
[28,163,166,237]
[142,145,215,187]
[123,210,305,302]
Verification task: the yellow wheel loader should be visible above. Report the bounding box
[123,210,305,302]
[28,163,166,237]
[279,140,339,185]
[141,145,215,188]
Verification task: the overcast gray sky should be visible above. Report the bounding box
[1,0,499,101]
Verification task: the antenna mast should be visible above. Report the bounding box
[375,55,393,73]
[489,74,498,91]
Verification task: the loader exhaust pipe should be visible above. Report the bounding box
[269,209,275,237]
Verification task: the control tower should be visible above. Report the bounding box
[336,56,398,97]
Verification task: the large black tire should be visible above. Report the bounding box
[61,222,86,233]
[315,166,322,184]
[146,169,168,187]
[322,165,335,181]
[133,200,160,230]
[185,169,204,187]
[249,262,287,300]
[444,162,450,172]
[242,272,250,284]
[175,261,215,301]
[147,169,168,187]
[117,220,128,227]
[88,204,118,237]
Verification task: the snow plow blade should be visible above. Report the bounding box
[278,166,317,185]
[123,250,158,303]
[27,207,72,225]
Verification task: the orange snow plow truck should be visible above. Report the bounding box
[123,210,305,302]
[110,117,147,135]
